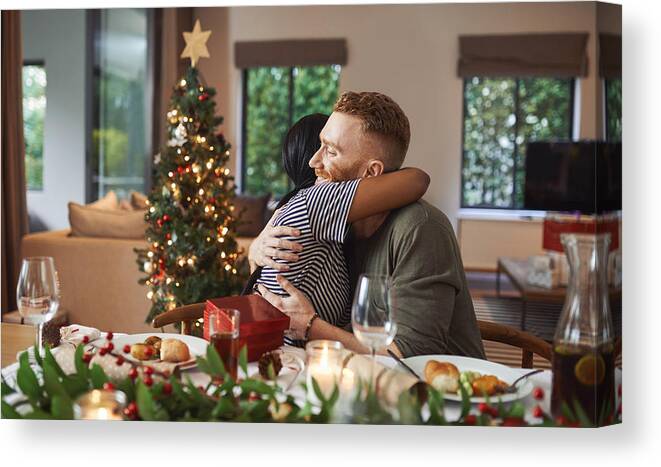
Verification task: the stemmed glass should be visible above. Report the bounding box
[16,257,60,355]
[351,274,397,385]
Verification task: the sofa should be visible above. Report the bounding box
[19,230,254,334]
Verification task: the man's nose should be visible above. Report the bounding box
[309,148,322,168]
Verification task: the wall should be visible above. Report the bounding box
[193,2,620,269]
[22,10,87,231]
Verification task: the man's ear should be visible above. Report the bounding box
[364,159,385,178]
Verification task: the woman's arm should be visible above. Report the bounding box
[347,168,430,223]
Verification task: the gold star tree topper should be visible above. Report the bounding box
[181,20,211,67]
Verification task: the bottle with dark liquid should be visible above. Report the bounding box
[551,233,616,426]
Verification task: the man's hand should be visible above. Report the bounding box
[257,276,315,340]
[248,209,304,272]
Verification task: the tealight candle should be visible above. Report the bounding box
[73,389,126,420]
[306,340,344,403]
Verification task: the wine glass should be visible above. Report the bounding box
[16,257,60,355]
[351,274,397,385]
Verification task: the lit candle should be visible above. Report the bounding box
[73,389,126,420]
[306,340,343,404]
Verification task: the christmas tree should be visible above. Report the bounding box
[136,21,245,324]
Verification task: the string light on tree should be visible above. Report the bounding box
[135,20,245,325]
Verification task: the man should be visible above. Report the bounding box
[251,91,485,359]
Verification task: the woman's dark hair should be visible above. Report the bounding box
[241,113,328,295]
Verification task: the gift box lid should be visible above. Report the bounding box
[204,295,290,339]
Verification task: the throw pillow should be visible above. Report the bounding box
[88,190,118,210]
[68,202,148,239]
[233,194,271,237]
[130,191,149,210]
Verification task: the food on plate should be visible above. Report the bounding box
[471,375,509,397]
[423,359,510,397]
[130,343,157,361]
[144,335,162,352]
[258,351,283,380]
[159,338,191,363]
[424,360,460,393]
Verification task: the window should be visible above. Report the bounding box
[88,9,153,200]
[241,65,341,198]
[462,77,574,209]
[605,78,622,142]
[22,62,46,191]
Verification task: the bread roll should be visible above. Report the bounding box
[159,338,191,363]
[424,360,460,393]
[131,343,156,361]
[144,335,162,352]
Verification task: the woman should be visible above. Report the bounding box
[245,114,429,346]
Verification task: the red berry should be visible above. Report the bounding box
[143,376,153,387]
[82,353,92,363]
[115,356,125,366]
[106,332,114,340]
[106,342,114,352]
[163,382,173,395]
[532,405,544,418]
[144,366,154,375]
[124,401,138,419]
[248,392,259,401]
[99,347,108,356]
[128,367,138,379]
[478,402,491,415]
[555,416,568,426]
[464,414,477,425]
[145,347,154,357]
[103,382,114,391]
[82,336,90,344]
[532,387,545,400]
[501,417,525,427]
[123,344,131,354]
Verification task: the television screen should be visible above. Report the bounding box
[523,141,622,214]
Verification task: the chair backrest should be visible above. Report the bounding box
[477,320,552,368]
[151,302,205,335]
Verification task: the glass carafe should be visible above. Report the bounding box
[551,233,615,426]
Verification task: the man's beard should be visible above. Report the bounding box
[315,162,363,184]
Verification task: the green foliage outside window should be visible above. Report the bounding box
[243,65,340,198]
[22,65,46,191]
[462,77,573,209]
[606,78,622,142]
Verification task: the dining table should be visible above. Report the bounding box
[1,324,622,424]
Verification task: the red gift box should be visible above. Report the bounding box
[204,295,290,362]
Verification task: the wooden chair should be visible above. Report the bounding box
[477,320,552,368]
[152,302,205,334]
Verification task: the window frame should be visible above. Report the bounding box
[460,76,576,210]
[22,59,47,192]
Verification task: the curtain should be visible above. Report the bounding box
[235,39,347,68]
[457,33,589,77]
[1,10,29,313]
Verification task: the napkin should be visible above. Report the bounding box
[60,324,102,345]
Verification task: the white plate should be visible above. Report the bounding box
[400,354,534,403]
[107,333,208,367]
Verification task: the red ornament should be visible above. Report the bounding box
[82,335,90,344]
[532,405,544,418]
[115,356,125,366]
[163,382,173,395]
[103,382,115,391]
[532,387,544,400]
[163,214,170,222]
[198,92,209,102]
[157,218,163,228]
[166,233,171,240]
[464,414,477,425]
[143,376,154,387]
[128,367,138,380]
[123,344,131,354]
[177,166,184,174]
[144,366,154,376]
[106,332,114,340]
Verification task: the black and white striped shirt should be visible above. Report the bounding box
[257,179,361,340]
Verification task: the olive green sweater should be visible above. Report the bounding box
[346,201,486,359]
